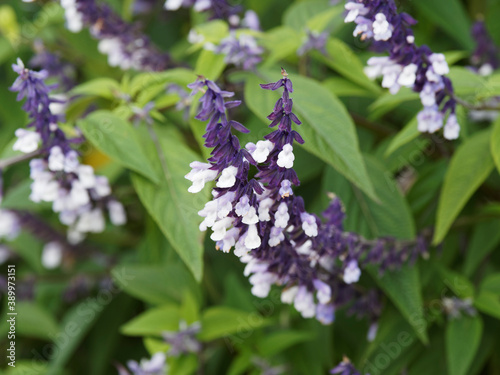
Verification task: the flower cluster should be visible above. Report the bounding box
[330,357,364,375]
[162,321,202,356]
[187,9,263,70]
[297,29,329,56]
[164,0,241,20]
[442,297,476,319]
[9,59,125,243]
[186,71,429,326]
[344,0,460,140]
[118,352,167,375]
[61,0,172,71]
[470,20,499,76]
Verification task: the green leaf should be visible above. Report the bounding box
[260,26,301,65]
[79,110,160,184]
[257,331,314,358]
[412,0,473,50]
[16,302,59,340]
[448,67,487,96]
[313,38,382,94]
[198,307,269,342]
[435,265,475,299]
[111,263,201,305]
[491,116,500,174]
[283,1,330,30]
[463,220,500,277]
[385,116,419,156]
[322,155,415,239]
[372,264,428,344]
[131,127,206,281]
[433,129,495,244]
[248,71,377,201]
[474,274,500,320]
[446,316,483,375]
[194,49,226,80]
[70,78,121,100]
[121,305,180,336]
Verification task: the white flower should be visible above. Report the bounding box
[64,150,80,173]
[420,83,436,107]
[13,129,40,153]
[301,212,318,237]
[108,200,126,225]
[77,165,96,189]
[296,240,313,255]
[185,161,218,193]
[61,0,83,32]
[397,63,418,87]
[277,144,295,169]
[94,176,111,197]
[429,53,449,75]
[294,286,316,318]
[41,242,63,269]
[164,0,184,10]
[417,105,444,133]
[279,180,293,198]
[247,140,274,163]
[372,13,392,41]
[0,246,10,265]
[217,227,239,253]
[216,166,238,188]
[274,202,289,228]
[249,272,277,298]
[0,210,20,240]
[478,63,494,77]
[381,63,403,94]
[194,0,211,12]
[281,285,299,304]
[235,195,251,216]
[210,217,233,242]
[443,114,460,140]
[48,146,65,171]
[344,2,368,23]
[241,206,259,225]
[365,56,391,79]
[343,260,361,284]
[75,208,105,233]
[268,226,284,247]
[244,223,261,249]
[258,197,274,221]
[31,172,59,202]
[313,279,331,304]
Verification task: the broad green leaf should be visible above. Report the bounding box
[463,219,500,277]
[474,274,500,320]
[46,301,104,374]
[111,263,201,305]
[257,331,314,358]
[369,88,419,120]
[121,305,180,336]
[198,307,269,342]
[323,77,377,98]
[131,127,206,281]
[448,67,487,96]
[283,1,330,30]
[248,71,377,201]
[385,116,419,156]
[260,26,301,65]
[322,155,415,239]
[194,49,226,80]
[435,265,475,299]
[79,110,160,184]
[372,264,428,344]
[476,73,500,99]
[408,333,447,375]
[70,78,120,100]
[129,68,195,97]
[193,20,228,44]
[16,302,59,340]
[313,38,382,94]
[434,129,495,244]
[491,116,500,174]
[446,316,483,375]
[412,0,473,50]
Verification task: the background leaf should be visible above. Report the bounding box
[446,316,483,375]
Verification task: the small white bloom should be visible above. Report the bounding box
[164,0,184,10]
[274,202,289,228]
[77,165,96,189]
[64,150,80,173]
[241,206,259,225]
[108,200,126,225]
[210,217,233,242]
[443,114,460,140]
[406,35,415,44]
[268,226,284,247]
[281,285,299,304]
[296,240,313,255]
[42,242,63,269]
[244,223,261,249]
[372,13,392,41]
[344,2,368,23]
[248,140,274,163]
[217,227,239,253]
[194,0,211,12]
[249,272,277,298]
[279,180,293,198]
[13,129,40,153]
[301,212,318,237]
[75,208,105,233]
[313,279,331,304]
[294,286,316,318]
[397,63,418,87]
[0,246,10,265]
[417,106,443,133]
[235,195,251,216]
[216,166,238,188]
[365,56,391,79]
[429,53,449,75]
[343,260,361,284]
[420,83,436,107]
[185,161,218,193]
[277,144,295,169]
[0,210,20,240]
[478,63,494,77]
[48,146,65,171]
[367,322,379,342]
[94,176,111,197]
[258,197,274,221]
